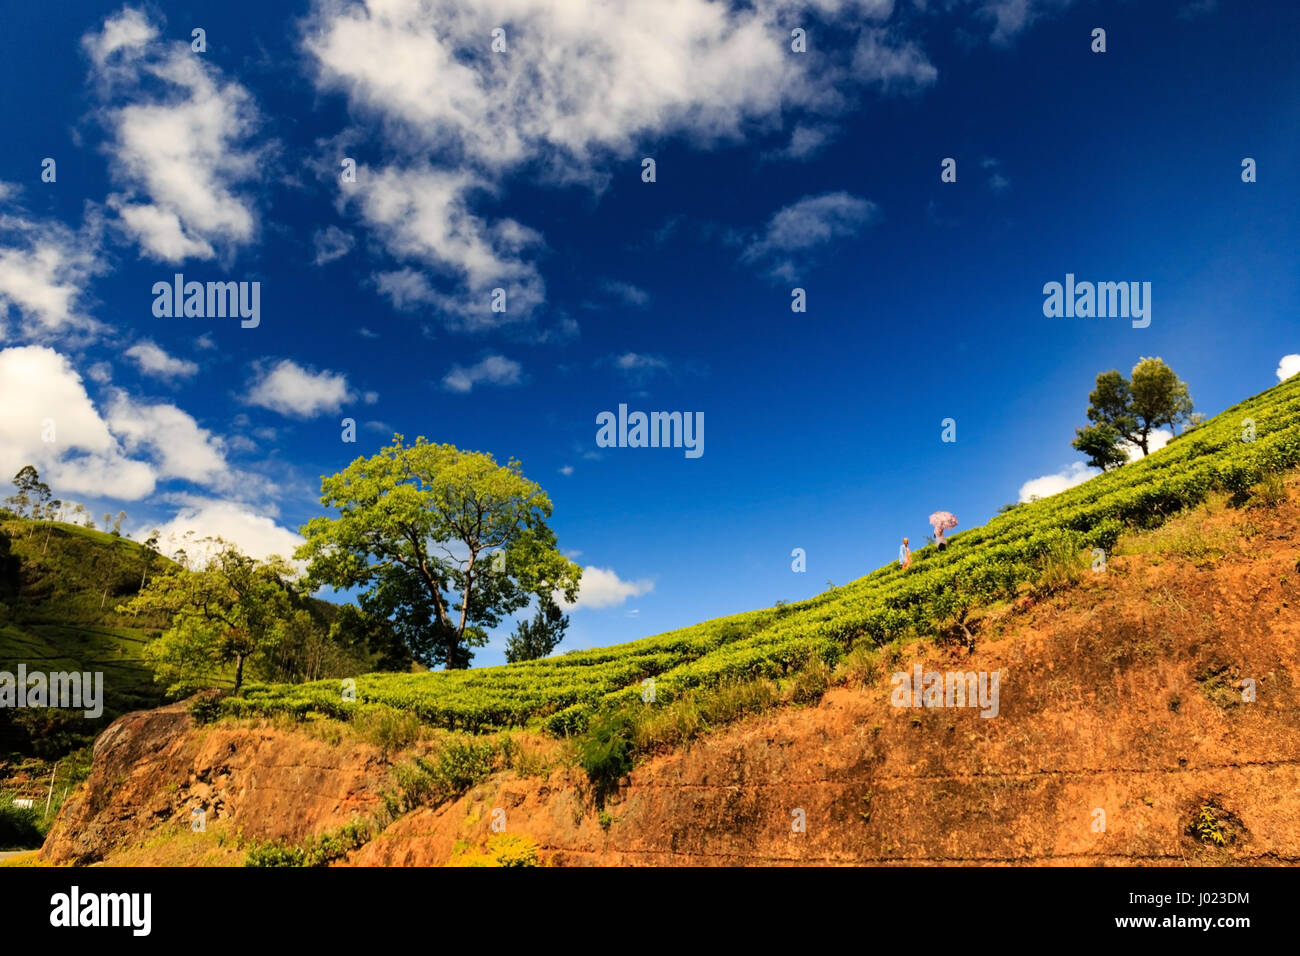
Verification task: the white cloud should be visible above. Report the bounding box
[0,203,103,340]
[768,124,833,161]
[0,346,155,499]
[148,498,303,564]
[124,340,199,380]
[560,565,653,611]
[1121,429,1172,461]
[441,354,522,393]
[312,225,355,266]
[1019,428,1175,502]
[559,465,574,476]
[105,390,229,486]
[304,0,935,324]
[0,347,248,502]
[614,353,667,372]
[304,0,919,174]
[84,8,268,263]
[351,165,545,329]
[87,362,113,384]
[248,359,354,417]
[1276,354,1300,382]
[82,7,156,68]
[851,28,938,90]
[1018,461,1093,503]
[601,280,649,307]
[741,192,878,280]
[974,0,1076,45]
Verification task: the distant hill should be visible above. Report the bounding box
[0,518,400,759]
[0,520,174,756]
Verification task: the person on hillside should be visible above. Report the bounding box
[899,537,912,570]
[929,511,958,552]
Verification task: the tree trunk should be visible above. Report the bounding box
[233,653,245,695]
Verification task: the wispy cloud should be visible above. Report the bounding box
[441,354,523,393]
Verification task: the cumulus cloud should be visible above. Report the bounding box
[83,7,269,263]
[0,345,250,502]
[105,390,230,486]
[1121,429,1172,461]
[1018,461,1094,503]
[441,354,522,393]
[741,192,879,280]
[247,359,355,417]
[350,164,545,329]
[0,198,103,341]
[1018,430,1174,502]
[303,0,935,325]
[1277,354,1300,382]
[0,346,154,499]
[147,497,303,564]
[124,340,198,380]
[560,566,654,611]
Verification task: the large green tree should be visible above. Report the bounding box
[1072,357,1193,467]
[297,436,581,670]
[119,541,299,694]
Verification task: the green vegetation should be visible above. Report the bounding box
[296,436,581,669]
[446,833,540,867]
[0,794,45,849]
[219,373,1300,751]
[245,819,373,867]
[505,595,570,662]
[1073,357,1194,467]
[0,517,174,755]
[1187,801,1239,847]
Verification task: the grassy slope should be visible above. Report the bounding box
[229,373,1300,734]
[0,521,175,724]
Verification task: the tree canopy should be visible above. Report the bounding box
[1073,357,1193,468]
[296,436,581,669]
[119,541,301,695]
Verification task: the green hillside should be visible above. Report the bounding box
[223,372,1300,735]
[0,521,175,754]
[220,371,1300,733]
[0,519,387,757]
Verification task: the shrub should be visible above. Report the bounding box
[188,693,224,725]
[1248,473,1287,507]
[245,819,372,867]
[1035,533,1088,595]
[428,738,495,796]
[576,710,636,806]
[446,833,540,867]
[0,796,44,850]
[786,656,831,705]
[355,707,421,759]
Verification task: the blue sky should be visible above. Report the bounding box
[0,0,1296,666]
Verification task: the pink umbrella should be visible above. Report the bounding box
[929,511,958,540]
